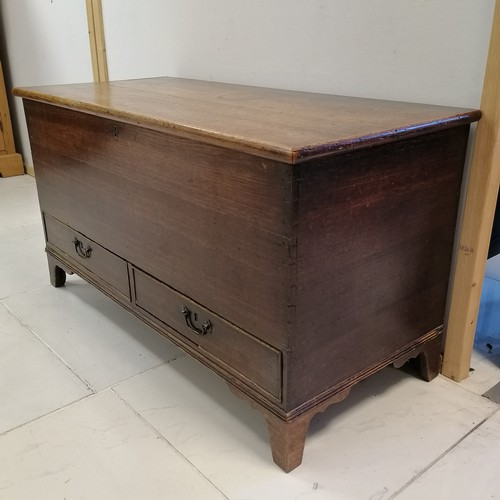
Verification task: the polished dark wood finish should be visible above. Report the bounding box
[15,77,479,163]
[24,101,291,348]
[287,126,470,409]
[16,77,479,471]
[45,214,130,300]
[228,383,352,473]
[47,254,67,288]
[393,333,443,382]
[133,267,282,399]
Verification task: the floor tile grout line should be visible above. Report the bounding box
[0,283,56,302]
[0,298,189,444]
[388,406,500,499]
[3,177,499,497]
[0,280,187,386]
[0,392,95,440]
[111,388,231,500]
[0,299,185,444]
[0,301,96,394]
[417,373,500,409]
[445,376,500,405]
[95,354,186,393]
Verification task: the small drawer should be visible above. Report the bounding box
[44,214,130,299]
[133,267,282,399]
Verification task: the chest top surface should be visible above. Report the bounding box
[14,77,480,164]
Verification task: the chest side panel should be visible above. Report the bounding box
[26,100,293,349]
[286,125,470,410]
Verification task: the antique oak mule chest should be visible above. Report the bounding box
[15,78,480,471]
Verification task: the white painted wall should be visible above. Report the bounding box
[1,0,92,168]
[102,0,494,108]
[1,0,496,169]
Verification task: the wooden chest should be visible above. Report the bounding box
[15,78,480,471]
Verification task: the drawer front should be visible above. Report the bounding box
[133,267,282,399]
[44,214,130,299]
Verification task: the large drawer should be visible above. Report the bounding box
[44,213,130,300]
[133,267,282,399]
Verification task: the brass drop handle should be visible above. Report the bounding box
[73,237,92,259]
[181,306,212,336]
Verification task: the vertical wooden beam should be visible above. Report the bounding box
[85,0,108,83]
[442,0,500,381]
[0,61,23,177]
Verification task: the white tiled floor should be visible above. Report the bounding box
[1,174,499,500]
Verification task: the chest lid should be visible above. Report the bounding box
[14,77,480,164]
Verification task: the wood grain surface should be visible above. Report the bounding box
[286,126,470,409]
[25,99,293,348]
[14,77,479,163]
[18,77,481,471]
[442,0,500,381]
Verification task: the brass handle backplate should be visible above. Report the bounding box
[73,237,92,259]
[181,306,212,336]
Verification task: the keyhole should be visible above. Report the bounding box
[113,124,118,140]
